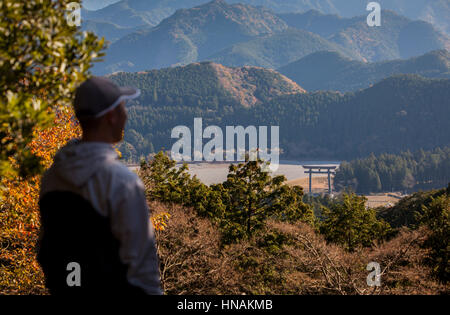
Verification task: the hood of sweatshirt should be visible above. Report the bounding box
[52,139,118,187]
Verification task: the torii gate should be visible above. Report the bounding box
[303,165,337,195]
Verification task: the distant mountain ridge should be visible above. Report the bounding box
[95,0,353,74]
[278,50,450,92]
[82,0,120,11]
[81,20,143,43]
[83,0,207,28]
[279,9,450,62]
[206,27,360,68]
[230,0,450,36]
[83,0,450,36]
[90,0,449,74]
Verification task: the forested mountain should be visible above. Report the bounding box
[278,50,450,92]
[108,61,306,159]
[90,0,448,74]
[247,75,450,159]
[83,0,204,28]
[82,0,450,37]
[108,66,450,163]
[206,27,360,69]
[279,10,449,62]
[81,1,450,165]
[236,0,450,36]
[278,9,354,38]
[95,0,294,74]
[6,0,449,297]
[111,61,304,108]
[80,20,143,43]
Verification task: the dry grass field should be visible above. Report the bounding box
[365,193,404,208]
[287,176,330,193]
[287,176,404,208]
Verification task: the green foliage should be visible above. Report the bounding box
[319,192,392,251]
[377,187,448,229]
[139,152,211,214]
[303,193,336,220]
[139,152,313,244]
[0,93,51,178]
[0,0,105,184]
[218,159,313,243]
[417,186,450,283]
[256,231,291,255]
[335,147,450,194]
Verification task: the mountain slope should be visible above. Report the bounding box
[231,0,450,36]
[278,50,450,92]
[251,75,450,159]
[82,0,120,11]
[95,0,290,74]
[107,61,307,159]
[113,72,450,161]
[109,61,305,108]
[83,0,450,37]
[278,9,353,38]
[92,1,449,74]
[279,10,450,62]
[205,27,361,69]
[82,0,197,28]
[81,20,143,43]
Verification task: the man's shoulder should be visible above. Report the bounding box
[99,159,143,189]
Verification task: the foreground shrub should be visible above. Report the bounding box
[149,201,243,294]
[141,153,314,244]
[0,108,80,295]
[151,200,448,295]
[418,190,449,283]
[319,192,392,252]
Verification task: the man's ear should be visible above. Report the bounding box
[104,108,117,124]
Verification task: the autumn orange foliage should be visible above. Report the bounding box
[0,105,171,294]
[0,103,173,294]
[0,106,80,294]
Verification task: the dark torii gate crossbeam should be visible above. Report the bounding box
[303,165,337,195]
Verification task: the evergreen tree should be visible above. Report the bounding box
[334,147,450,193]
[319,192,392,251]
[221,158,313,242]
[418,189,450,283]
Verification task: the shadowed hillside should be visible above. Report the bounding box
[108,70,450,162]
[279,10,450,62]
[96,0,290,73]
[278,50,450,92]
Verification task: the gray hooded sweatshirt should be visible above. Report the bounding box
[40,139,162,294]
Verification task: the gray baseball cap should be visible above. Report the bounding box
[74,76,140,120]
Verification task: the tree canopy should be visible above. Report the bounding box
[0,0,104,188]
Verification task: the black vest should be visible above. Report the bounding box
[38,191,146,295]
